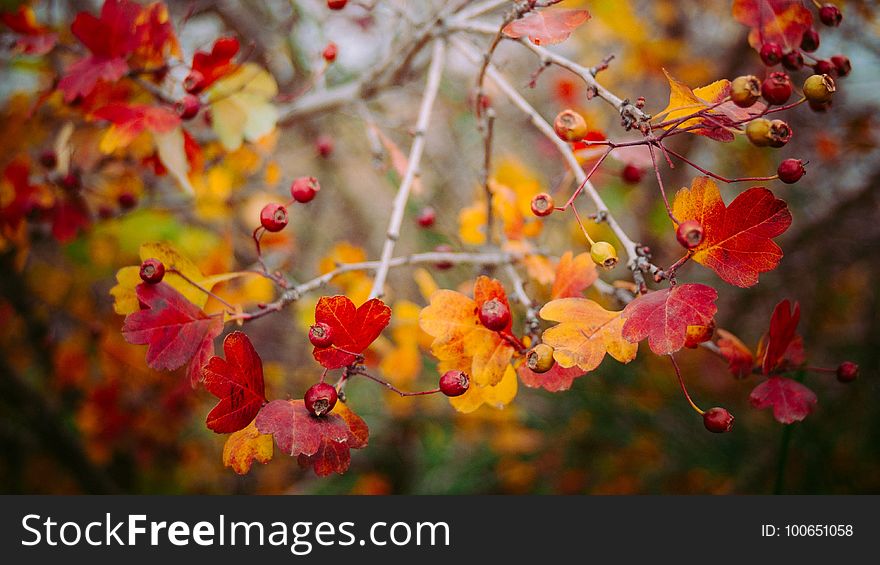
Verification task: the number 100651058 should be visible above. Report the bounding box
[762,525,853,537]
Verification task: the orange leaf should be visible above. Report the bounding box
[539,298,637,372]
[716,329,754,379]
[222,419,273,475]
[672,177,792,287]
[551,251,598,299]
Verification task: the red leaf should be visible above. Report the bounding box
[621,284,718,355]
[93,103,180,133]
[50,198,90,243]
[191,36,240,89]
[70,0,142,60]
[312,296,391,369]
[732,0,813,52]
[750,376,817,424]
[502,9,590,46]
[716,329,754,379]
[517,362,584,393]
[760,299,800,375]
[122,282,223,387]
[202,331,267,434]
[296,403,369,476]
[58,56,129,103]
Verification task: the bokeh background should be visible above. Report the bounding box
[1,0,878,494]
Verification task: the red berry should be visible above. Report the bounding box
[530,193,554,217]
[322,42,338,63]
[830,55,851,77]
[139,258,165,284]
[327,0,348,9]
[308,322,333,348]
[59,171,81,192]
[38,150,57,169]
[621,164,644,184]
[819,4,842,27]
[97,205,114,219]
[730,75,761,108]
[212,37,240,60]
[175,94,201,120]
[777,159,806,184]
[290,176,320,203]
[813,59,836,76]
[439,370,469,397]
[781,50,804,71]
[759,42,783,66]
[836,361,859,383]
[260,203,288,232]
[761,72,793,105]
[117,192,137,210]
[183,70,207,94]
[416,206,436,228]
[304,382,338,417]
[478,298,510,331]
[676,220,704,249]
[800,28,821,52]
[703,407,734,433]
[316,135,334,158]
[433,244,454,270]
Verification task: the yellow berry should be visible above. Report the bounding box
[746,118,772,147]
[553,109,588,142]
[527,344,555,374]
[803,74,836,104]
[590,241,618,269]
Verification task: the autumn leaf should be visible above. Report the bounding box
[0,5,57,55]
[621,284,718,355]
[202,331,267,434]
[517,361,585,393]
[551,251,598,299]
[749,376,817,424]
[207,63,278,151]
[312,296,391,369]
[672,177,792,287]
[448,364,518,414]
[756,299,805,375]
[298,402,369,477]
[222,419,273,475]
[540,298,637,372]
[93,103,181,154]
[732,0,813,52]
[122,282,223,386]
[716,329,754,379]
[191,36,240,90]
[502,8,590,45]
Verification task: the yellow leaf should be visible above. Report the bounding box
[208,63,279,151]
[655,68,730,127]
[222,420,273,475]
[449,364,518,413]
[154,127,193,194]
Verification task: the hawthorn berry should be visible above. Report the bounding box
[703,407,734,433]
[761,72,793,106]
[746,118,772,147]
[38,150,57,169]
[759,42,783,66]
[433,244,454,270]
[290,176,321,203]
[260,203,288,232]
[59,171,81,192]
[621,163,644,184]
[800,28,821,52]
[590,241,618,269]
[416,206,436,227]
[527,344,555,374]
[813,59,836,76]
[530,193,555,217]
[676,220,704,249]
[212,36,240,60]
[308,322,333,348]
[831,55,851,77]
[808,99,832,113]
[322,41,338,63]
[117,192,137,210]
[836,361,859,383]
[777,159,806,184]
[175,94,201,120]
[781,51,804,71]
[767,119,793,148]
[730,75,761,108]
[804,74,836,104]
[304,382,338,417]
[818,4,842,27]
[316,135,334,158]
[479,298,511,331]
[184,70,207,94]
[553,109,588,142]
[439,370,469,397]
[139,258,165,284]
[327,0,348,9]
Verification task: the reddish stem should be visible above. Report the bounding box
[669,354,705,416]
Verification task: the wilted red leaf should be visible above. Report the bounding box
[551,251,598,299]
[621,284,718,355]
[750,376,817,424]
[672,177,792,287]
[732,0,813,52]
[716,328,754,379]
[122,282,223,386]
[502,9,590,46]
[312,296,391,369]
[202,331,267,434]
[517,361,585,393]
[759,299,800,375]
